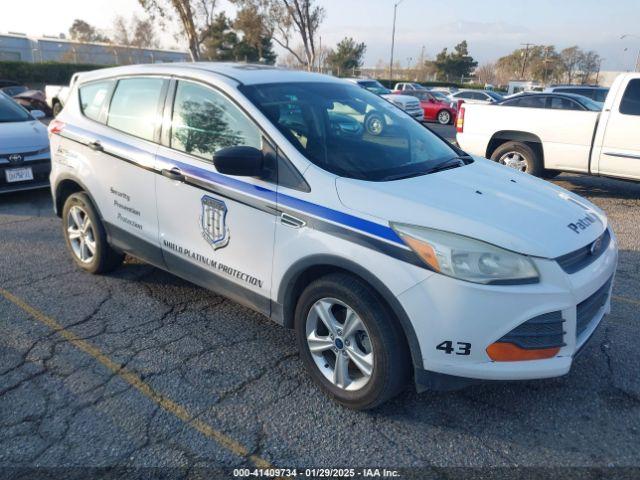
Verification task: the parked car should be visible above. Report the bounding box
[449,89,504,104]
[0,92,50,193]
[49,63,617,409]
[543,85,609,103]
[0,82,52,116]
[46,73,81,117]
[430,86,458,96]
[393,82,427,93]
[498,92,603,111]
[401,90,457,124]
[346,79,424,121]
[429,90,453,103]
[456,72,640,181]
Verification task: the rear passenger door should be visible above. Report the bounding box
[79,76,168,266]
[155,79,276,315]
[597,78,640,180]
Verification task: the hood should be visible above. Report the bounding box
[381,93,418,106]
[0,120,48,153]
[336,158,607,258]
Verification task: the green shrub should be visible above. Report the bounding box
[0,61,109,86]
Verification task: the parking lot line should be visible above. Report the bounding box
[0,287,274,471]
[613,295,640,307]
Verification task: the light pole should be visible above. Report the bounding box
[621,34,640,72]
[389,0,404,81]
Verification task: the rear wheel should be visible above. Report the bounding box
[437,109,451,125]
[62,192,124,274]
[295,273,410,410]
[491,141,544,177]
[52,101,63,117]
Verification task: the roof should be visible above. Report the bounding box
[77,62,341,86]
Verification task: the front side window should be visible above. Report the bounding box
[107,77,166,141]
[620,79,640,116]
[241,82,458,181]
[549,97,580,110]
[79,81,113,122]
[170,81,261,161]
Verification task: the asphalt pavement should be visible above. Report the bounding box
[1,171,639,476]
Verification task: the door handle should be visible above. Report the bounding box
[87,140,103,152]
[280,212,306,228]
[161,167,185,182]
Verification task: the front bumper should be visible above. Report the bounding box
[399,230,618,387]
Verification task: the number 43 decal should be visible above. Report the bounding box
[436,340,471,355]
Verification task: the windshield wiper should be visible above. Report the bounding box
[423,157,466,175]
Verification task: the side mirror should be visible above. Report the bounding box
[30,109,46,119]
[213,146,264,177]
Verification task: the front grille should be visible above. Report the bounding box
[556,229,611,274]
[406,101,421,110]
[576,276,612,338]
[497,311,565,349]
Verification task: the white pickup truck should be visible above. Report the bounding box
[45,73,80,117]
[456,72,640,181]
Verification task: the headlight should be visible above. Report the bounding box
[391,223,539,285]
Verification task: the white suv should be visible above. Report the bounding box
[49,63,617,409]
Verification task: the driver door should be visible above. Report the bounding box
[155,79,277,314]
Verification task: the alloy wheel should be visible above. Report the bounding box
[305,298,374,391]
[66,205,96,264]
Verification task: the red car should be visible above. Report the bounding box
[394,90,457,125]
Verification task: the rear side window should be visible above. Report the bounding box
[107,78,166,141]
[549,97,581,110]
[170,81,261,161]
[619,79,640,116]
[79,81,113,122]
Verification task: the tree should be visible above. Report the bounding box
[578,50,601,84]
[475,62,497,85]
[560,46,582,84]
[326,37,366,76]
[232,0,325,71]
[138,0,220,61]
[495,45,563,84]
[433,41,477,81]
[113,15,160,48]
[69,19,110,43]
[201,12,239,60]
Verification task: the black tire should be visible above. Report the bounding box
[62,192,124,274]
[52,101,63,117]
[294,273,410,410]
[490,141,544,177]
[436,109,451,125]
[542,169,561,179]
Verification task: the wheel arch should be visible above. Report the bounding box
[53,176,103,221]
[276,254,424,370]
[486,130,544,160]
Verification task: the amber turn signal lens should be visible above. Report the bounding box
[486,342,560,362]
[400,234,440,272]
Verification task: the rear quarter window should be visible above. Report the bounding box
[79,81,114,122]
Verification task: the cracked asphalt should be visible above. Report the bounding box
[0,172,639,476]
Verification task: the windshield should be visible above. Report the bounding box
[430,91,449,102]
[241,82,459,181]
[1,86,28,97]
[358,80,391,95]
[0,93,31,123]
[486,91,504,101]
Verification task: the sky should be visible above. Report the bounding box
[1,0,639,70]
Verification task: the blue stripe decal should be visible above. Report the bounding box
[63,124,404,246]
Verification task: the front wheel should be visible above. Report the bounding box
[62,192,124,274]
[437,109,451,125]
[295,273,410,410]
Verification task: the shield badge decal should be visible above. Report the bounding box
[200,195,230,250]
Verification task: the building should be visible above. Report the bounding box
[0,32,189,65]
